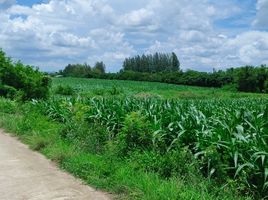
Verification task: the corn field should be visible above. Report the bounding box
[36,96,268,198]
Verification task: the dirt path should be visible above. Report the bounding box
[0,130,111,200]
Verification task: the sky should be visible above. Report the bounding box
[0,0,268,72]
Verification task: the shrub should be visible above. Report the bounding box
[116,112,153,156]
[0,49,51,101]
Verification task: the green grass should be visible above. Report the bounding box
[52,77,267,99]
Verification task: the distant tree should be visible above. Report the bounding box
[237,66,258,92]
[171,52,180,72]
[123,52,180,73]
[93,61,106,74]
[62,63,91,77]
[256,65,268,92]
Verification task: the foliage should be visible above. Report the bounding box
[61,61,106,78]
[62,63,91,77]
[0,97,248,200]
[37,95,268,198]
[0,84,17,99]
[54,85,75,96]
[53,77,266,99]
[0,49,51,100]
[2,76,268,199]
[0,97,17,113]
[237,65,268,93]
[92,61,106,74]
[116,112,153,156]
[62,64,268,94]
[58,50,268,94]
[123,52,180,73]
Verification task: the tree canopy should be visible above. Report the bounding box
[123,52,180,73]
[0,49,51,100]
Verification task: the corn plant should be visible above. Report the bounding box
[34,96,268,198]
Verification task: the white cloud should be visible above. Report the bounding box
[0,0,267,72]
[253,0,268,28]
[227,31,268,64]
[0,0,15,10]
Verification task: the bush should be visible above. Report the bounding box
[116,112,153,156]
[0,49,51,101]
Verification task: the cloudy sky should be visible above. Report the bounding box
[0,0,268,72]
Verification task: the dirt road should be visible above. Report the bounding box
[0,130,111,200]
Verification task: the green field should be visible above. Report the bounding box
[52,77,267,99]
[1,77,268,199]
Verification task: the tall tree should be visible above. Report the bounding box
[122,52,180,73]
[93,61,106,74]
[171,52,180,71]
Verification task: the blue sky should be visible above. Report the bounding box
[0,0,268,72]
[17,0,45,6]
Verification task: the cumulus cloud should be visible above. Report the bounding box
[253,0,268,28]
[0,0,267,72]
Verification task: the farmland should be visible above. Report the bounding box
[52,77,265,99]
[1,77,268,199]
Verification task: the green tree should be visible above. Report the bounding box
[237,66,258,92]
[0,49,51,100]
[62,63,91,77]
[171,52,180,71]
[93,61,106,74]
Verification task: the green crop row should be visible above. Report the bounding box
[31,96,268,198]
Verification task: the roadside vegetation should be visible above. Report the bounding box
[1,49,268,199]
[0,50,51,101]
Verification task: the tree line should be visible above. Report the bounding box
[58,52,268,93]
[59,61,105,78]
[123,52,180,73]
